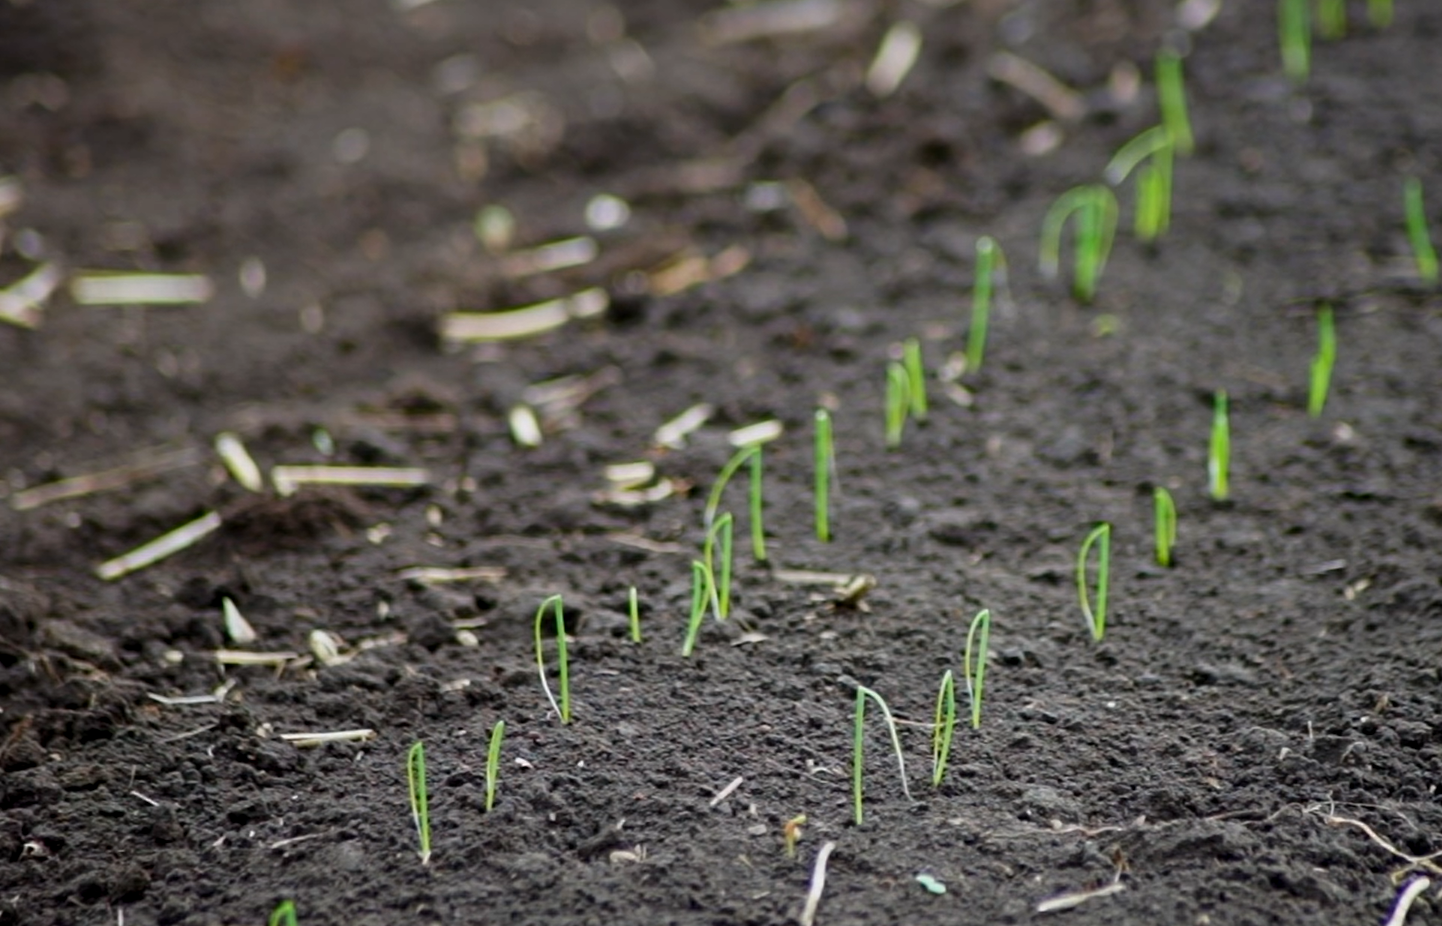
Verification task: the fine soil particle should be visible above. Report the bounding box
[3,2,1442,925]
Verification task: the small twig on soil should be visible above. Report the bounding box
[396,565,506,585]
[213,432,264,492]
[1307,807,1442,877]
[799,841,837,926]
[499,236,598,278]
[277,729,376,747]
[654,403,714,450]
[214,650,299,667]
[1035,880,1125,913]
[268,832,330,850]
[270,464,430,496]
[95,510,222,581]
[1382,877,1433,926]
[986,52,1086,123]
[440,288,608,343]
[12,446,201,511]
[709,776,744,808]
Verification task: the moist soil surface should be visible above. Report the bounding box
[3,2,1442,925]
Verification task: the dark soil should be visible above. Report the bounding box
[3,2,1442,924]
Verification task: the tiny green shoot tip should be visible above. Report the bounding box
[885,361,910,449]
[1076,523,1111,641]
[406,741,431,865]
[814,408,834,543]
[1209,390,1230,501]
[1308,303,1336,418]
[853,685,912,826]
[1153,487,1177,568]
[931,669,955,788]
[1404,177,1439,286]
[1039,185,1118,303]
[533,594,571,724]
[964,608,991,730]
[484,720,505,812]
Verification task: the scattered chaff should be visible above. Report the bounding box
[12,447,202,511]
[655,403,714,449]
[648,245,750,296]
[508,405,543,447]
[1035,880,1125,913]
[787,180,848,242]
[700,0,852,45]
[213,432,264,492]
[1308,806,1442,878]
[440,288,608,342]
[1382,877,1433,926]
[271,465,430,496]
[147,679,237,706]
[215,649,299,667]
[605,462,655,489]
[268,832,330,850]
[499,236,598,278]
[221,597,257,645]
[729,420,783,447]
[95,510,222,581]
[799,841,837,926]
[70,272,214,306]
[593,479,676,508]
[0,261,62,328]
[396,565,507,585]
[605,533,686,554]
[709,776,744,808]
[278,729,376,747]
[865,21,922,98]
[524,367,621,430]
[987,52,1086,123]
[308,629,347,667]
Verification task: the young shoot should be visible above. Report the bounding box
[931,670,955,788]
[703,444,759,529]
[628,586,641,643]
[1076,523,1111,641]
[749,447,766,562]
[1155,49,1194,156]
[1316,0,1346,38]
[884,361,910,449]
[406,741,431,865]
[1308,303,1336,418]
[783,814,807,859]
[533,594,571,724]
[963,609,991,729]
[1153,487,1177,568]
[484,720,505,812]
[852,685,912,826]
[681,560,711,657]
[1105,126,1173,243]
[966,236,1007,374]
[269,901,298,926]
[1368,0,1391,28]
[1039,185,1119,303]
[902,338,927,421]
[1209,390,1230,501]
[814,409,834,542]
[704,513,734,620]
[1404,177,1439,286]
[1278,0,1311,83]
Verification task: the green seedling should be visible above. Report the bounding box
[704,444,765,562]
[484,720,505,812]
[783,814,807,859]
[1039,185,1119,303]
[533,594,571,724]
[749,447,766,562]
[1155,49,1194,156]
[1153,487,1177,568]
[704,444,758,528]
[852,685,912,826]
[964,609,991,729]
[1076,523,1111,641]
[406,741,431,865]
[1209,390,1230,501]
[1279,0,1311,82]
[1404,177,1439,285]
[902,338,927,421]
[1316,0,1346,38]
[814,409,834,542]
[930,670,955,787]
[269,900,298,926]
[1368,0,1391,28]
[628,586,641,643]
[885,361,910,449]
[1105,126,1174,242]
[1309,303,1336,418]
[704,513,734,620]
[966,236,1007,373]
[681,560,711,657]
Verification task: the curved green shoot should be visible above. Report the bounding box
[1308,303,1336,418]
[704,513,734,620]
[931,670,955,787]
[1039,185,1118,303]
[269,900,298,926]
[484,720,505,812]
[533,594,570,724]
[885,362,910,449]
[1076,523,1111,641]
[1316,0,1346,38]
[1153,487,1177,568]
[963,609,991,729]
[406,741,431,865]
[1209,390,1230,501]
[1368,0,1392,28]
[814,409,833,542]
[1106,127,1174,243]
[966,236,1006,373]
[628,586,641,643]
[1155,49,1193,156]
[902,338,927,421]
[704,445,760,529]
[1404,177,1439,286]
[681,560,711,657]
[748,447,766,562]
[1278,0,1310,83]
[852,685,912,826]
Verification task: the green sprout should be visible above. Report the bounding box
[533,594,571,724]
[681,560,711,657]
[1279,0,1311,82]
[704,513,734,620]
[1315,0,1346,38]
[1308,303,1336,418]
[902,338,927,421]
[963,608,991,729]
[1368,0,1391,28]
[704,444,758,529]
[628,586,641,643]
[1153,487,1177,568]
[1404,177,1439,286]
[1039,185,1119,303]
[1105,126,1174,243]
[966,236,1006,373]
[1155,49,1194,156]
[885,361,910,449]
[749,447,766,562]
[406,741,431,865]
[783,814,807,859]
[269,900,298,926]
[852,685,912,826]
[1209,390,1230,502]
[1076,523,1111,642]
[484,720,505,812]
[814,409,833,542]
[930,670,955,788]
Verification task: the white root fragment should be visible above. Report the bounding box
[728,420,784,447]
[214,650,299,667]
[1382,877,1432,926]
[278,729,376,747]
[799,841,837,926]
[214,432,264,492]
[221,597,257,645]
[654,403,714,449]
[271,465,430,496]
[508,404,543,448]
[96,510,223,581]
[441,288,608,343]
[865,21,922,98]
[1035,880,1125,913]
[709,776,744,808]
[500,236,598,277]
[396,565,507,585]
[987,52,1087,123]
[12,447,201,511]
[70,272,215,306]
[0,261,62,329]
